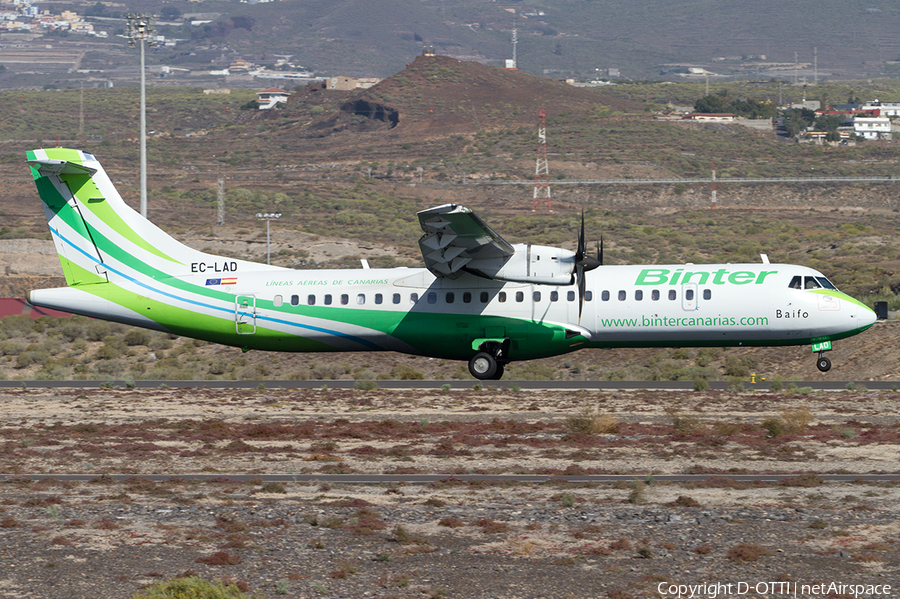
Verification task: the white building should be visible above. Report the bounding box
[256,87,290,109]
[853,116,892,140]
[860,100,900,118]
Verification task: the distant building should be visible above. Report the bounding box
[685,113,734,122]
[326,76,380,90]
[790,101,821,111]
[256,87,290,109]
[860,100,900,118]
[853,116,892,140]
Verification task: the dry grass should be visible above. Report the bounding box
[564,407,620,435]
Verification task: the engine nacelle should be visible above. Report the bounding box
[466,243,576,285]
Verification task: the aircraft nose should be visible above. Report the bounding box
[858,302,877,329]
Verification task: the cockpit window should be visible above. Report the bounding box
[804,276,822,290]
[815,276,837,290]
[788,276,802,289]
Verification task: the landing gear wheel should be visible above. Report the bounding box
[816,356,832,372]
[492,363,505,381]
[468,352,498,380]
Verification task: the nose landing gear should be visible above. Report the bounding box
[813,340,833,373]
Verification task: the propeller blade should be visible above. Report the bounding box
[577,263,585,324]
[598,236,604,266]
[575,210,586,262]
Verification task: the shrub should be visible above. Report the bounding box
[96,335,126,360]
[124,329,153,346]
[565,407,619,434]
[195,551,242,566]
[723,355,754,377]
[132,576,250,598]
[627,480,646,504]
[725,377,744,392]
[390,364,424,380]
[668,495,701,507]
[781,407,812,434]
[260,482,287,494]
[727,543,773,563]
[762,417,784,437]
[438,517,465,528]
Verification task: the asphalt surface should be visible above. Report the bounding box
[0,379,894,390]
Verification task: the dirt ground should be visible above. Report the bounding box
[0,386,899,598]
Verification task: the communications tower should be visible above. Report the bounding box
[533,109,552,212]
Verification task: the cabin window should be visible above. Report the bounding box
[601,290,610,301]
[357,294,365,305]
[393,293,401,304]
[668,290,676,301]
[618,290,626,301]
[480,291,489,303]
[446,292,455,303]
[585,290,593,301]
[375,293,383,305]
[703,289,711,300]
[789,276,802,289]
[324,294,332,305]
[567,290,576,302]
[340,294,349,305]
[499,292,507,303]
[290,295,300,306]
[685,289,694,301]
[651,290,660,301]
[307,294,316,306]
[427,292,437,304]
[410,293,419,303]
[804,276,822,290]
[551,291,558,302]
[816,277,837,290]
[533,291,541,302]
[463,292,472,303]
[635,290,643,301]
[273,295,283,307]
[516,291,524,302]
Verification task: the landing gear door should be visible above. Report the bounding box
[682,283,698,311]
[235,295,257,335]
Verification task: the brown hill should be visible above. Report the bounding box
[262,54,639,139]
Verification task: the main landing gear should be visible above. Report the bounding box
[468,342,509,380]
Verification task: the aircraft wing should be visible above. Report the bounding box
[417,204,514,278]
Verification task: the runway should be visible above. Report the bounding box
[0,379,893,390]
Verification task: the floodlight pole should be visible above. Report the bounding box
[127,14,155,219]
[257,213,282,265]
[139,37,147,217]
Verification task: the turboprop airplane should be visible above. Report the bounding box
[25,148,877,380]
